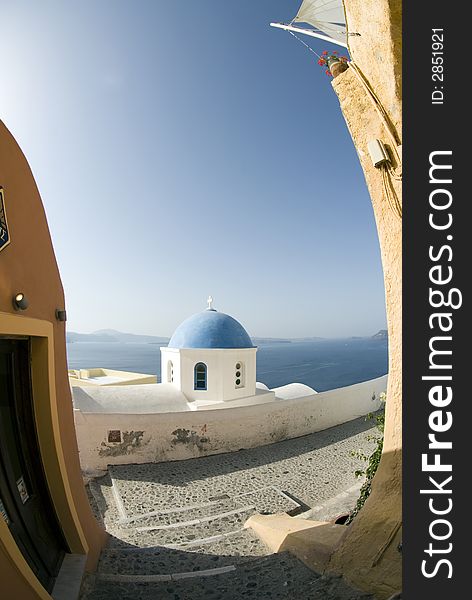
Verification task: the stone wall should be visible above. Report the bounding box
[324,1,402,597]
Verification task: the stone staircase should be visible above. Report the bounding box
[79,419,378,599]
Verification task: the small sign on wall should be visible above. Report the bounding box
[16,476,29,504]
[0,188,10,252]
[108,430,122,443]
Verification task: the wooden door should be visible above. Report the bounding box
[0,338,66,592]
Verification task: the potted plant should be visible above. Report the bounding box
[317,50,349,78]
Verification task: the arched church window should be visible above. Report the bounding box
[194,362,207,390]
[167,360,174,383]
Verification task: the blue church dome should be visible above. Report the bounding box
[168,308,254,349]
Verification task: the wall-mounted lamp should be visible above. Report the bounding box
[55,309,67,322]
[367,139,390,168]
[13,292,29,311]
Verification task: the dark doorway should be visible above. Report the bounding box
[0,338,66,592]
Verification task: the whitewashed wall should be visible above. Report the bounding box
[160,347,257,402]
[74,375,387,476]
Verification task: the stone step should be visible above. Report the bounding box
[106,482,301,522]
[107,507,256,548]
[81,552,316,600]
[114,503,256,536]
[97,530,267,576]
[98,548,239,576]
[88,475,123,530]
[91,473,304,531]
[105,525,266,555]
[116,487,302,529]
[89,474,303,525]
[113,496,248,529]
[107,463,306,518]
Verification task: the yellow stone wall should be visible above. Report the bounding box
[326,1,402,597]
[0,120,107,598]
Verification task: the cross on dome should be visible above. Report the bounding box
[207,295,214,310]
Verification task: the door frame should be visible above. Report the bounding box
[0,312,88,597]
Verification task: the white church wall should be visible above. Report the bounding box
[179,349,222,401]
[220,349,257,400]
[74,374,387,476]
[160,348,181,386]
[164,348,257,402]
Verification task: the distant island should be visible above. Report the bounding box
[66,329,385,345]
[66,330,307,345]
[371,329,388,340]
[66,329,169,344]
[251,338,292,344]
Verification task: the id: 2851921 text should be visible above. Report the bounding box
[431,29,444,105]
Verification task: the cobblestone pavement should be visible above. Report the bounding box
[79,417,379,599]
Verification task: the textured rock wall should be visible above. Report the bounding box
[324,1,402,598]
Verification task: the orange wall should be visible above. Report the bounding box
[0,120,106,596]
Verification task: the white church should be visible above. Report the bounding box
[72,297,289,411]
[160,296,269,406]
[71,298,387,473]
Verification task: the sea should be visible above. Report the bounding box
[66,338,388,393]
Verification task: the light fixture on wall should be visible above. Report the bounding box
[55,309,67,322]
[13,292,29,311]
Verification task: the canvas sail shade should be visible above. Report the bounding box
[292,0,347,46]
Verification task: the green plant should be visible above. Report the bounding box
[346,392,386,525]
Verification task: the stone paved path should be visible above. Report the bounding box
[79,417,379,599]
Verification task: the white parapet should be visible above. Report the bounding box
[73,375,387,476]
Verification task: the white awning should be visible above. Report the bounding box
[292,0,347,46]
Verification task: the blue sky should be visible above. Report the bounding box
[1,0,386,338]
